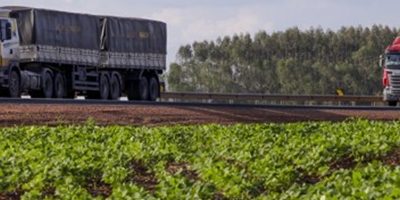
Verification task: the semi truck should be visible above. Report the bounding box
[381,36,400,106]
[0,6,166,100]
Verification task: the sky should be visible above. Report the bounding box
[1,0,400,64]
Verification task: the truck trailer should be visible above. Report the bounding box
[0,6,166,100]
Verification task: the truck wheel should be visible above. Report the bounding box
[388,101,397,107]
[127,77,148,101]
[54,73,66,98]
[8,70,21,98]
[110,74,121,100]
[99,73,110,100]
[42,71,54,98]
[139,77,149,100]
[148,76,159,101]
[86,73,110,100]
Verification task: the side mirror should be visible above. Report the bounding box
[379,55,384,68]
[5,22,11,40]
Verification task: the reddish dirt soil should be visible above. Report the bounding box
[126,160,158,192]
[166,161,199,181]
[0,104,399,126]
[86,175,112,198]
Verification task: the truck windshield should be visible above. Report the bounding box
[385,54,400,69]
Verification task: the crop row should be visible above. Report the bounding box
[1,120,400,199]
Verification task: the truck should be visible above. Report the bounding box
[381,36,400,106]
[0,6,166,100]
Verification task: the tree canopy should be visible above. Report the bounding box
[167,25,398,95]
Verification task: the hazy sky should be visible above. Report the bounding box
[1,0,399,64]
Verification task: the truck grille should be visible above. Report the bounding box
[390,74,400,94]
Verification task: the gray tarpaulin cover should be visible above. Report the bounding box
[7,7,167,54]
[102,17,167,54]
[10,8,101,50]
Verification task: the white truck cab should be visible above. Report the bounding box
[0,15,19,68]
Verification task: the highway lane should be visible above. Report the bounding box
[0,97,398,110]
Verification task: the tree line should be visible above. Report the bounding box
[167,25,398,95]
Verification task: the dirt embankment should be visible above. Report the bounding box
[0,104,398,126]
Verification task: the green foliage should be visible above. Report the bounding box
[1,120,400,199]
[167,26,398,95]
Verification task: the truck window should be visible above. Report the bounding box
[0,20,4,41]
[385,54,400,69]
[0,20,11,41]
[5,22,11,40]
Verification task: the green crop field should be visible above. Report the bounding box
[1,120,400,199]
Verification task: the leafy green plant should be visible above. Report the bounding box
[1,120,400,199]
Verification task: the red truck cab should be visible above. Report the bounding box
[382,36,400,106]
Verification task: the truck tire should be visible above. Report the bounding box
[54,73,66,98]
[99,73,110,100]
[86,73,110,100]
[8,70,21,98]
[138,77,149,100]
[42,71,54,98]
[388,101,397,107]
[127,77,148,101]
[110,74,121,100]
[148,76,159,101]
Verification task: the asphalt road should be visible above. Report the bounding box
[1,97,399,110]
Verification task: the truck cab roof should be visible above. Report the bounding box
[386,36,400,53]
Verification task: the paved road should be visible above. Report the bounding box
[0,97,398,110]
